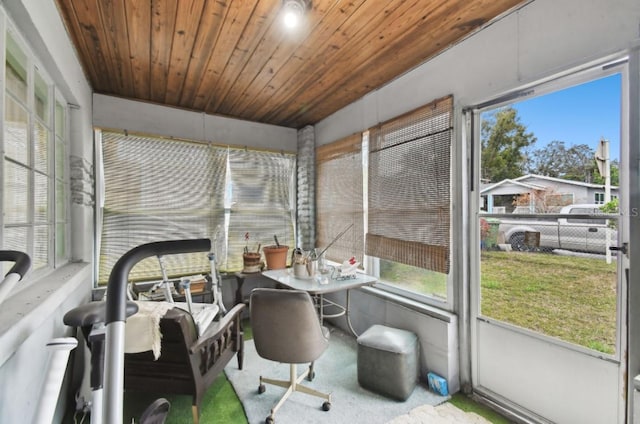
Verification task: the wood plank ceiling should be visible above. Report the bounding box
[55,0,526,129]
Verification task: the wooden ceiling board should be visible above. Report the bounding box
[190,1,258,111]
[125,0,152,100]
[149,0,178,103]
[55,0,527,129]
[278,0,488,127]
[99,0,135,98]
[206,0,282,113]
[262,0,430,126]
[225,0,368,121]
[163,0,206,105]
[177,0,227,108]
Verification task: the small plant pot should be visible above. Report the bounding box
[243,252,262,273]
[262,245,289,270]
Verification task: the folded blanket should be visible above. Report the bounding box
[124,301,174,360]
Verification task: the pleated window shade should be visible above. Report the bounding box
[226,148,296,271]
[99,132,226,284]
[366,95,453,274]
[316,133,364,265]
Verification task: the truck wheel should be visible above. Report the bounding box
[509,232,529,251]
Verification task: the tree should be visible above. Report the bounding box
[592,158,620,186]
[528,141,595,182]
[481,107,537,182]
[528,141,620,185]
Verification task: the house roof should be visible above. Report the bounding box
[480,178,546,194]
[514,174,619,190]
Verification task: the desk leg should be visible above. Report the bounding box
[345,290,359,337]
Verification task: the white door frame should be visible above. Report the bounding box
[466,57,630,423]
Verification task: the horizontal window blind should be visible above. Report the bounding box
[226,148,296,270]
[366,95,452,274]
[316,133,364,265]
[99,132,226,284]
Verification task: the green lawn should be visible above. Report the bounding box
[481,250,617,353]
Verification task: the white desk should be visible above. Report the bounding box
[262,268,376,335]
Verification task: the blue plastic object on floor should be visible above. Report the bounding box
[427,372,449,396]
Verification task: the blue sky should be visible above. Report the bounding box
[511,73,621,160]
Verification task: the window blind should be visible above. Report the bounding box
[99,132,226,284]
[366,95,453,274]
[316,133,364,265]
[226,148,296,271]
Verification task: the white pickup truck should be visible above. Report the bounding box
[496,204,617,254]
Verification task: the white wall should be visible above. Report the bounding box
[93,94,298,152]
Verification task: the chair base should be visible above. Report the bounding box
[259,363,331,423]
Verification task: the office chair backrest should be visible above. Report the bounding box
[250,288,329,364]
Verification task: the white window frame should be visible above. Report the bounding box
[0,17,70,279]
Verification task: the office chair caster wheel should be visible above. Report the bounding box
[308,370,315,381]
[322,401,331,411]
[265,415,274,424]
[258,384,266,394]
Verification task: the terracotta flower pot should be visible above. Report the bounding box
[262,245,289,270]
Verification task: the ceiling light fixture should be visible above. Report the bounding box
[282,0,310,29]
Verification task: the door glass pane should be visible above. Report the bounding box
[479,73,621,355]
[5,96,29,163]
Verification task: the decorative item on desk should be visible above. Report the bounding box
[338,257,359,279]
[292,247,319,278]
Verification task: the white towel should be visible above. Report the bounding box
[124,301,174,360]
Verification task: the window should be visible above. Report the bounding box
[316,133,364,265]
[595,192,604,204]
[2,28,69,275]
[366,96,453,303]
[316,96,454,305]
[97,131,296,284]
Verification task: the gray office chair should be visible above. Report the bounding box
[250,288,332,424]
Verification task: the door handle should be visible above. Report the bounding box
[609,243,628,255]
[588,228,598,232]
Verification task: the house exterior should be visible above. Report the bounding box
[481,174,619,213]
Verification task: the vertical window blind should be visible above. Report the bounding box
[316,133,364,265]
[366,95,453,274]
[99,132,227,284]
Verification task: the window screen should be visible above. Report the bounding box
[366,95,453,274]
